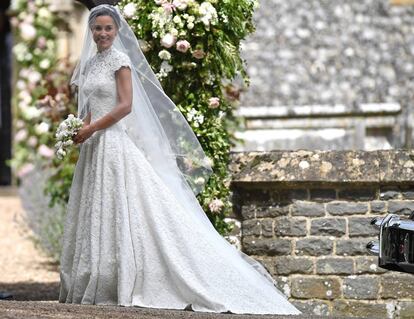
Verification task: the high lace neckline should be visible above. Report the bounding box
[96,45,113,58]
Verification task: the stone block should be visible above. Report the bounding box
[332,300,389,318]
[241,204,289,220]
[370,201,387,214]
[381,274,414,299]
[326,201,369,215]
[348,217,379,237]
[260,218,273,237]
[309,188,336,202]
[291,300,330,316]
[256,205,290,218]
[387,200,414,216]
[380,186,401,200]
[274,257,313,275]
[355,256,387,274]
[274,217,307,237]
[291,277,340,300]
[296,238,333,256]
[242,236,291,256]
[343,275,380,300]
[338,187,377,201]
[336,238,374,256]
[242,220,261,237]
[291,201,325,217]
[397,301,414,319]
[310,218,346,236]
[316,257,354,275]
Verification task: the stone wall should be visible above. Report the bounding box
[228,150,414,318]
[240,0,414,109]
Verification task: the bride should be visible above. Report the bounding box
[58,4,301,315]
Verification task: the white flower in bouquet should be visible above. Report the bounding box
[55,114,84,160]
[208,198,224,213]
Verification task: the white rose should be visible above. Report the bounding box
[160,61,173,73]
[28,70,41,84]
[123,3,137,18]
[39,59,50,69]
[35,122,50,135]
[173,0,188,10]
[158,49,171,60]
[194,176,205,185]
[160,33,177,48]
[21,23,36,41]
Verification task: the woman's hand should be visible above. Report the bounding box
[73,124,95,144]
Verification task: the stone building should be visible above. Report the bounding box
[235,0,414,151]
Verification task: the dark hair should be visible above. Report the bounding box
[88,6,121,30]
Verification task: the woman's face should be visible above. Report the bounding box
[91,15,117,52]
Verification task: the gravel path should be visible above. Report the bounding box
[0,189,60,301]
[0,188,358,319]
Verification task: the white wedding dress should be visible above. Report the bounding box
[58,45,301,315]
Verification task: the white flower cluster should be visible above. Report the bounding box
[186,108,204,127]
[54,114,83,160]
[208,198,224,214]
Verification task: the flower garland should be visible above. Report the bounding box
[117,0,258,234]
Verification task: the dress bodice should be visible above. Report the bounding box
[82,46,131,123]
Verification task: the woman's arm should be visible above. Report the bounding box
[73,66,132,144]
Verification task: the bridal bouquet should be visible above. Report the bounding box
[55,114,83,160]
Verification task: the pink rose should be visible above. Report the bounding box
[176,40,191,53]
[17,163,35,178]
[208,97,220,109]
[192,49,206,59]
[162,2,176,14]
[37,36,47,49]
[38,144,54,158]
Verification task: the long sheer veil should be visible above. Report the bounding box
[71,4,285,291]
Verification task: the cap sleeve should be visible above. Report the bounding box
[113,51,132,73]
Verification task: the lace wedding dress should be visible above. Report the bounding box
[58,45,301,315]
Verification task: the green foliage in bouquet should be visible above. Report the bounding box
[117,0,258,234]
